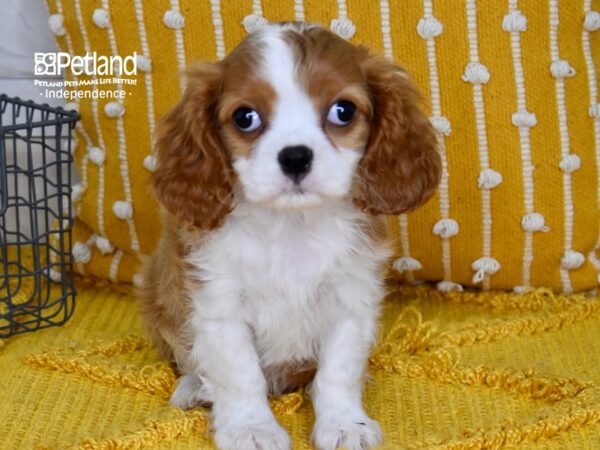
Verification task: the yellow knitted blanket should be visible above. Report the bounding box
[2,281,600,449]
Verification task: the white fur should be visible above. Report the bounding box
[183,201,388,450]
[174,26,386,450]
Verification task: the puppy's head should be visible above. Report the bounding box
[153,23,441,229]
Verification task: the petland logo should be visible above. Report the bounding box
[34,52,137,76]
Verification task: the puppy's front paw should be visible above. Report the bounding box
[215,421,291,450]
[312,415,382,450]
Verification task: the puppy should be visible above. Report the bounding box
[140,22,440,450]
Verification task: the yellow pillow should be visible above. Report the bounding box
[46,0,600,293]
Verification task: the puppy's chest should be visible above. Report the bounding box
[230,212,359,294]
[231,212,363,362]
[189,207,385,364]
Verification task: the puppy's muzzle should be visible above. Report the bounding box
[277,145,313,184]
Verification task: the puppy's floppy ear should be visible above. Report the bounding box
[353,55,441,215]
[152,63,234,230]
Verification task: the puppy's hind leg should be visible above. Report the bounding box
[160,329,215,409]
[170,373,215,409]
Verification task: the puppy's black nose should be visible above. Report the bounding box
[278,145,313,183]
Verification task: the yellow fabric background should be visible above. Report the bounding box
[46,0,600,292]
[4,279,600,448]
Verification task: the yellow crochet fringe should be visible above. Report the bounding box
[2,281,600,449]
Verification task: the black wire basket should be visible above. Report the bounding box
[0,95,78,338]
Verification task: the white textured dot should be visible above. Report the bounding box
[64,102,79,112]
[589,103,600,118]
[393,256,422,273]
[73,242,92,264]
[477,169,503,189]
[521,212,550,232]
[502,11,527,32]
[432,218,459,238]
[104,102,125,118]
[71,183,84,202]
[92,8,110,28]
[462,63,490,84]
[62,197,71,212]
[561,251,585,270]
[417,16,443,39]
[133,274,144,287]
[559,154,581,173]
[584,11,600,31]
[88,146,105,166]
[513,285,534,294]
[48,14,66,36]
[113,201,133,220]
[163,9,184,29]
[430,116,452,135]
[49,268,63,282]
[550,60,576,79]
[471,257,501,284]
[331,17,356,39]
[136,54,152,72]
[143,154,157,172]
[437,281,463,292]
[511,110,537,128]
[242,14,268,33]
[95,236,114,255]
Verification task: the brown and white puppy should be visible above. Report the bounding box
[140,22,440,450]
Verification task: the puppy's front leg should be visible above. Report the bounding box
[188,291,290,450]
[311,308,382,450]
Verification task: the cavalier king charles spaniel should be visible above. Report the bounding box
[140,22,440,450]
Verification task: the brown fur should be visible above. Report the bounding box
[354,55,441,215]
[217,36,278,158]
[263,361,318,395]
[138,213,198,365]
[152,63,234,231]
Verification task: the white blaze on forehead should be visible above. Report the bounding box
[257,27,321,141]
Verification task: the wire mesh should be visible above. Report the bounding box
[0,94,78,338]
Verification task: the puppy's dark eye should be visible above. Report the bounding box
[232,107,262,132]
[327,100,356,126]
